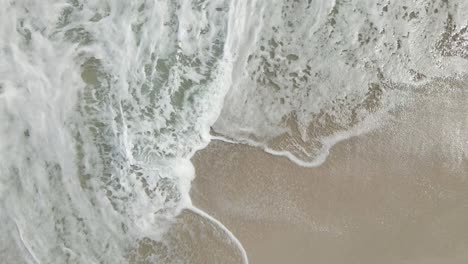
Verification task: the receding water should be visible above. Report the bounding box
[0,0,467,263]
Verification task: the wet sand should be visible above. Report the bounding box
[129,209,245,264]
[190,81,468,263]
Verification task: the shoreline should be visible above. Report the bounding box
[190,135,468,263]
[189,80,468,263]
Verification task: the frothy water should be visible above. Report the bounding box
[0,0,467,263]
[214,0,468,164]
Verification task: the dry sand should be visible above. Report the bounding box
[189,80,468,264]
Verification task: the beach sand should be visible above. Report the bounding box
[129,209,245,264]
[189,80,468,264]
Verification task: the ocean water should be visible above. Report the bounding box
[0,0,467,263]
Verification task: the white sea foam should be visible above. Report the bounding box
[214,0,468,164]
[0,0,467,263]
[1,0,236,262]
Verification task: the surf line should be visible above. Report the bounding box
[187,206,249,264]
[13,218,41,264]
